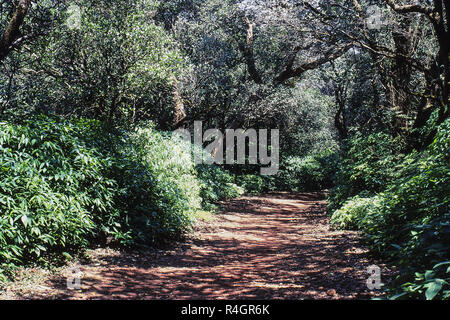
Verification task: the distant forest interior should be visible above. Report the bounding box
[0,0,448,300]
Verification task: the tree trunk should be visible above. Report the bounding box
[171,76,187,129]
[334,84,348,141]
[390,18,413,134]
[0,0,32,62]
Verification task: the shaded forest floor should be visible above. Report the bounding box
[0,192,395,300]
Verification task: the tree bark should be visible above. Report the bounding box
[171,76,187,129]
[0,0,32,62]
[238,17,263,84]
[390,18,413,134]
[334,84,348,141]
[274,44,353,85]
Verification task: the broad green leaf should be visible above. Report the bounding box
[425,281,442,300]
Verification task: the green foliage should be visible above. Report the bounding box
[115,126,201,244]
[162,0,339,158]
[230,150,338,195]
[0,116,205,279]
[330,119,450,299]
[278,156,323,191]
[330,195,383,231]
[391,261,450,300]
[328,132,405,212]
[275,151,337,192]
[2,0,185,125]
[0,116,116,276]
[196,164,243,210]
[362,123,449,260]
[235,174,266,194]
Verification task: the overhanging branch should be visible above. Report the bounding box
[383,0,434,15]
[274,43,353,84]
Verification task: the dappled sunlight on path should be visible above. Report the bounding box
[12,192,391,300]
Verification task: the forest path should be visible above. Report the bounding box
[5,192,390,299]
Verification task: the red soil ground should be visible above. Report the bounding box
[2,192,393,300]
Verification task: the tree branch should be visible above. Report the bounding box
[238,17,263,84]
[274,43,353,84]
[0,0,32,62]
[382,0,434,15]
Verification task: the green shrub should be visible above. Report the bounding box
[315,150,339,188]
[329,119,450,299]
[362,122,449,264]
[233,150,338,194]
[196,164,243,210]
[328,132,405,212]
[0,116,206,280]
[330,195,384,230]
[0,116,117,277]
[392,261,450,300]
[275,155,325,192]
[111,125,202,245]
[235,174,266,194]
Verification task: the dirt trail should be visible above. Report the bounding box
[2,192,392,300]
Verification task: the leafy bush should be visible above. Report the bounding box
[275,155,328,192]
[362,122,449,261]
[235,174,266,194]
[392,261,450,300]
[315,150,339,188]
[0,116,116,277]
[196,164,243,210]
[330,195,383,230]
[229,151,337,194]
[328,132,405,212]
[0,116,206,280]
[330,119,450,299]
[111,125,202,245]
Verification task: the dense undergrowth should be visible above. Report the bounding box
[229,150,338,195]
[228,119,450,300]
[1,115,448,301]
[330,119,450,300]
[0,116,241,281]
